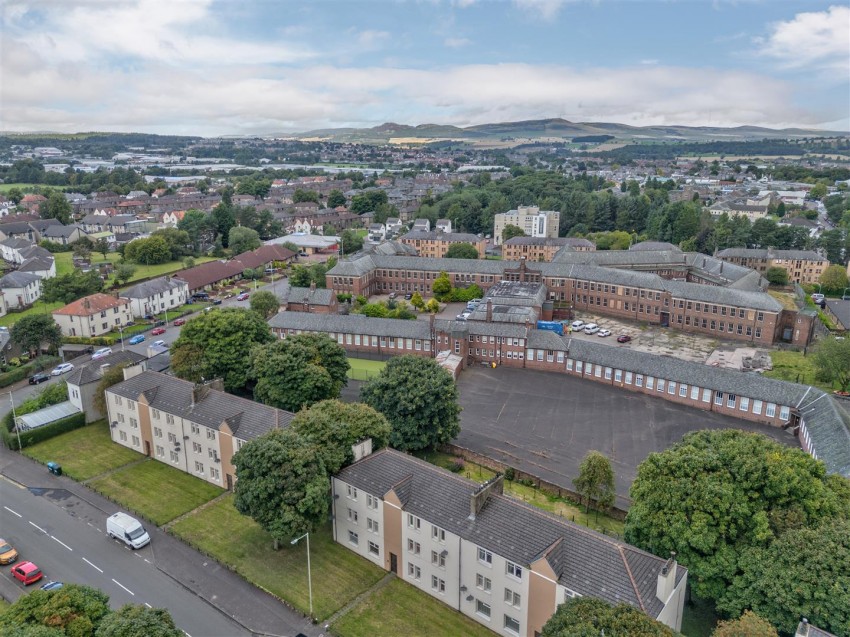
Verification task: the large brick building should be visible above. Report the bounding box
[716,248,829,285]
[400,230,487,259]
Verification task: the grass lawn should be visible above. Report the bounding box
[333,578,496,637]
[0,183,66,193]
[681,596,720,637]
[419,451,625,537]
[0,300,65,328]
[347,358,386,381]
[23,421,141,481]
[88,459,223,525]
[171,495,384,620]
[764,350,834,391]
[54,252,217,286]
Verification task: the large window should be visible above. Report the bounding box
[478,547,493,566]
[506,561,522,580]
[476,573,491,591]
[475,600,491,619]
[504,615,520,635]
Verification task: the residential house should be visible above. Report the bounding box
[283,284,338,314]
[122,276,190,318]
[0,238,36,264]
[66,350,147,422]
[400,231,487,259]
[0,271,42,309]
[368,224,386,242]
[435,219,452,233]
[412,219,430,232]
[493,206,560,246]
[161,210,187,226]
[385,217,403,237]
[179,260,243,293]
[0,221,39,243]
[40,224,88,246]
[18,254,56,279]
[52,293,133,338]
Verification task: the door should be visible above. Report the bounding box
[660,311,670,327]
[226,474,233,491]
[390,553,398,575]
[144,441,151,457]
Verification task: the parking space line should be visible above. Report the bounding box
[145,602,152,608]
[82,557,103,573]
[51,535,73,551]
[112,578,134,595]
[3,506,22,518]
[28,521,47,534]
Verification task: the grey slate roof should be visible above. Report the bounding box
[18,256,54,273]
[66,351,147,387]
[108,370,293,440]
[0,237,33,249]
[269,311,432,340]
[337,449,684,618]
[504,237,571,247]
[717,248,827,261]
[122,276,188,299]
[0,271,41,288]
[400,230,482,243]
[42,224,83,238]
[824,300,850,330]
[630,241,680,252]
[285,286,335,306]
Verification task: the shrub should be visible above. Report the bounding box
[504,467,516,481]
[2,412,86,450]
[450,457,466,473]
[0,355,61,389]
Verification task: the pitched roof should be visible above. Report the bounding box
[53,293,130,316]
[716,248,827,262]
[122,276,188,299]
[66,350,147,386]
[178,260,243,290]
[18,256,54,273]
[232,244,296,270]
[0,271,41,288]
[284,286,335,306]
[401,230,482,243]
[269,311,431,339]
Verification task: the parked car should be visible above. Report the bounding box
[617,334,632,343]
[456,313,468,321]
[388,292,397,299]
[128,334,145,345]
[404,293,413,300]
[584,323,600,335]
[0,539,18,565]
[811,293,825,303]
[570,320,585,330]
[11,561,43,586]
[236,292,250,301]
[40,581,64,592]
[151,340,166,348]
[151,327,166,336]
[212,299,222,305]
[29,373,50,385]
[597,329,611,337]
[51,363,74,376]
[107,512,150,550]
[92,348,112,360]
[173,318,186,326]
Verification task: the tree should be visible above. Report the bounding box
[432,271,452,300]
[444,243,479,259]
[811,336,850,391]
[764,266,788,286]
[170,308,274,391]
[150,228,192,260]
[72,241,91,261]
[7,186,24,204]
[327,189,346,208]
[43,270,104,303]
[808,183,828,200]
[95,605,183,637]
[182,256,195,269]
[292,188,319,204]
[624,430,850,603]
[249,290,280,320]
[177,209,216,252]
[711,611,777,637]
[233,428,329,548]
[350,190,388,214]
[124,236,171,265]
[340,229,363,255]
[501,224,526,242]
[11,314,62,356]
[0,583,111,636]
[425,298,440,313]
[410,291,425,310]
[541,597,676,637]
[211,202,236,246]
[360,355,461,452]
[819,264,849,293]
[228,226,261,255]
[250,334,349,412]
[718,519,850,636]
[94,238,110,260]
[291,399,391,474]
[38,190,72,224]
[113,263,136,286]
[93,363,130,418]
[573,451,615,517]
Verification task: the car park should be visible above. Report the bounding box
[236,292,250,301]
[0,539,18,565]
[92,347,112,360]
[597,329,611,337]
[583,323,599,334]
[40,581,64,592]
[11,561,43,586]
[28,373,50,385]
[152,340,166,348]
[617,334,632,343]
[173,318,186,326]
[570,320,585,330]
[51,363,74,376]
[151,327,166,336]
[128,334,145,345]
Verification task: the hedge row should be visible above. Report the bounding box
[2,412,86,450]
[62,335,117,346]
[0,355,61,389]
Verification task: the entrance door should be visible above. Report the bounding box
[660,311,670,327]
[226,474,233,490]
[144,441,151,457]
[390,553,398,575]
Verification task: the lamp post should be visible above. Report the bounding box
[291,532,313,619]
[9,391,20,451]
[117,325,125,351]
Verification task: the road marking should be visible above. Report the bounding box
[144,602,152,608]
[112,578,134,596]
[51,535,73,551]
[82,558,103,573]
[3,506,22,518]
[144,558,151,564]
[28,521,47,534]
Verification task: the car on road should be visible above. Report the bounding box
[583,323,600,335]
[212,299,222,305]
[597,329,611,337]
[151,327,166,336]
[11,561,43,586]
[811,293,825,303]
[617,334,632,343]
[92,347,112,360]
[128,334,146,345]
[173,318,186,326]
[28,373,50,385]
[51,363,75,376]
[0,539,18,565]
[152,340,166,348]
[570,319,585,330]
[40,581,64,591]
[236,292,250,301]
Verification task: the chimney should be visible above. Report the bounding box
[469,473,504,520]
[656,552,678,602]
[99,363,110,377]
[310,281,316,291]
[486,299,493,323]
[796,618,810,637]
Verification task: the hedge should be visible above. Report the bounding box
[0,355,61,389]
[63,335,116,346]
[2,412,86,450]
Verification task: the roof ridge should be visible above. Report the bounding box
[618,545,646,612]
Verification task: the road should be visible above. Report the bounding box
[0,476,249,636]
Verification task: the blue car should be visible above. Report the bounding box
[128,334,146,345]
[40,581,63,591]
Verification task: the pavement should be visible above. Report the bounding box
[0,443,320,637]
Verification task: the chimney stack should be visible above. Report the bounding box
[486,299,493,323]
[469,474,504,520]
[656,551,678,602]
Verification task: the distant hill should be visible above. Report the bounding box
[287,118,846,145]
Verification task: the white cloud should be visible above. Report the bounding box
[444,37,471,48]
[453,0,478,7]
[356,29,391,48]
[639,59,658,66]
[756,5,850,73]
[513,0,568,21]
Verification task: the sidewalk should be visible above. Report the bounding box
[0,443,320,637]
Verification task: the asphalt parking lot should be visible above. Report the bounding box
[454,365,795,509]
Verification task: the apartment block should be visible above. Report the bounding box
[122,276,190,318]
[716,248,828,285]
[400,230,487,258]
[333,448,687,637]
[493,206,560,246]
[52,293,133,337]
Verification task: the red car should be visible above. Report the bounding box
[236,292,250,301]
[617,335,632,343]
[151,327,166,336]
[173,318,186,326]
[11,561,43,586]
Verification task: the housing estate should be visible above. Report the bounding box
[400,230,487,259]
[0,271,42,309]
[333,448,687,637]
[52,293,133,337]
[66,350,147,422]
[122,276,190,318]
[715,248,829,285]
[493,206,560,246]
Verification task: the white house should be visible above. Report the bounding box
[122,276,190,318]
[0,271,42,309]
[368,223,386,242]
[436,218,452,233]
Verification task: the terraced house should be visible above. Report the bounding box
[333,448,687,637]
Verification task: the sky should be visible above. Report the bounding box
[1,0,848,136]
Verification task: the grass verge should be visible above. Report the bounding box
[170,495,384,620]
[333,578,496,637]
[0,301,65,328]
[764,350,833,391]
[22,420,141,481]
[88,459,223,525]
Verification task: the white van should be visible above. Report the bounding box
[106,512,150,549]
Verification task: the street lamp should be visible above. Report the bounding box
[291,532,313,620]
[9,391,20,451]
[117,325,125,351]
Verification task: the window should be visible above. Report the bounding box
[131,435,140,447]
[367,518,379,533]
[636,374,643,387]
[155,445,164,457]
[780,406,790,420]
[740,397,750,411]
[407,563,421,580]
[702,388,711,403]
[766,403,776,417]
[194,461,204,474]
[191,423,200,434]
[193,442,202,454]
[127,400,135,410]
[347,485,358,500]
[657,379,665,393]
[668,382,676,395]
[152,408,161,419]
[368,541,379,556]
[727,394,736,408]
[210,467,220,480]
[691,386,699,400]
[679,384,687,397]
[153,427,162,438]
[129,417,138,428]
[407,539,421,555]
[614,369,622,382]
[431,575,446,594]
[753,399,763,415]
[646,376,654,390]
[432,550,446,568]
[407,513,421,530]
[206,429,216,440]
[504,615,520,635]
[714,392,723,406]
[347,508,358,524]
[169,451,179,463]
[476,573,492,591]
[504,588,521,607]
[366,494,378,509]
[476,600,491,619]
[604,368,612,380]
[478,547,492,566]
[625,371,633,384]
[506,562,522,580]
[432,525,446,543]
[348,530,359,546]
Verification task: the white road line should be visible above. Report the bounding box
[144,602,152,608]
[3,506,22,518]
[144,558,151,564]
[28,521,47,534]
[51,536,73,551]
[82,558,103,573]
[112,578,134,596]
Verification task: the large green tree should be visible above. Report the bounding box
[711,611,778,637]
[233,428,329,548]
[177,209,216,252]
[250,333,349,412]
[340,228,363,255]
[124,236,171,265]
[150,228,193,261]
[170,308,274,391]
[11,314,62,356]
[0,584,111,636]
[228,226,261,255]
[819,264,849,293]
[625,430,850,602]
[431,271,452,300]
[42,270,104,304]
[291,399,391,474]
[327,189,346,208]
[764,266,788,286]
[541,597,676,637]
[501,223,525,242]
[38,190,72,224]
[360,355,460,452]
[444,242,479,259]
[812,336,850,392]
[95,605,183,637]
[248,290,280,320]
[573,450,616,517]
